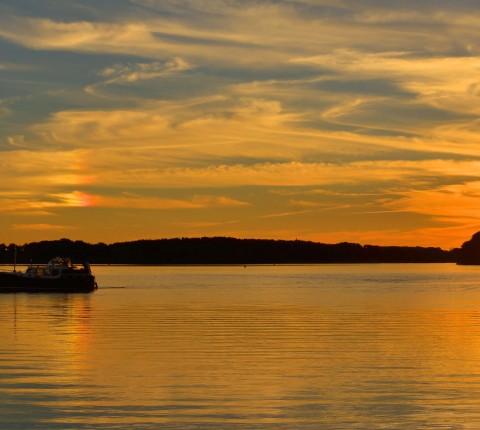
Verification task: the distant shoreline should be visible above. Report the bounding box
[1,237,459,265]
[0,262,457,267]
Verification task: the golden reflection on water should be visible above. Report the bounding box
[2,264,480,428]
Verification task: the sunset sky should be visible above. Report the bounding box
[1,0,480,248]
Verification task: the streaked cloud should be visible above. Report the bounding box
[0,191,92,212]
[0,188,248,214]
[0,18,157,55]
[91,193,249,210]
[12,223,77,231]
[98,58,193,84]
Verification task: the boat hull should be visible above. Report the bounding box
[0,272,97,293]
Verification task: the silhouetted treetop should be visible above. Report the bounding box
[457,231,480,265]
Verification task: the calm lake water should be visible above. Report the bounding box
[2,263,480,429]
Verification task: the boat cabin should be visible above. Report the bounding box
[24,257,92,278]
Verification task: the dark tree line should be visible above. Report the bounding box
[0,237,458,265]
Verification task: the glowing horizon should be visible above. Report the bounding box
[1,1,480,249]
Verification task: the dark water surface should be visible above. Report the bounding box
[2,263,480,429]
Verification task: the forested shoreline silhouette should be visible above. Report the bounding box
[0,237,461,265]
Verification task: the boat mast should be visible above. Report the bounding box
[13,245,16,273]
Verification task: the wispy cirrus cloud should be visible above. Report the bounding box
[293,50,480,127]
[98,58,193,84]
[0,18,158,56]
[0,191,92,212]
[12,223,77,231]
[386,181,480,223]
[0,189,249,215]
[91,193,249,210]
[0,15,285,66]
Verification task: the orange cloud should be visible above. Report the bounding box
[0,191,94,212]
[387,181,480,223]
[91,193,249,210]
[12,223,76,231]
[98,58,192,84]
